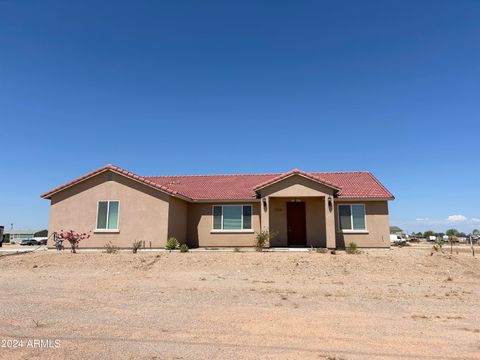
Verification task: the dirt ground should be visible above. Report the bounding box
[0,245,479,360]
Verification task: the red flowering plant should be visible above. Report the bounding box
[57,230,90,253]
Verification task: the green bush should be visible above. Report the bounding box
[431,237,445,255]
[179,244,189,252]
[165,237,179,250]
[346,242,358,254]
[255,230,277,251]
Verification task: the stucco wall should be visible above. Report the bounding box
[334,200,390,248]
[46,170,390,249]
[168,196,188,245]
[269,197,326,247]
[48,171,174,248]
[187,202,261,247]
[258,175,336,198]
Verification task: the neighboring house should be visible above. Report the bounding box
[3,229,43,244]
[389,226,404,237]
[41,164,395,249]
[34,230,48,238]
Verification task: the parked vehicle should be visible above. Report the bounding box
[390,234,402,242]
[20,239,38,246]
[38,239,48,245]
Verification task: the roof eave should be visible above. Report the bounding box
[253,171,341,192]
[335,196,395,201]
[40,165,192,202]
[189,198,261,203]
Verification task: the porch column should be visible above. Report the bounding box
[325,197,336,249]
[260,196,269,232]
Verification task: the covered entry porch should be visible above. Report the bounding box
[256,170,338,249]
[268,196,333,247]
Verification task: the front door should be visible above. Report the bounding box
[287,202,307,246]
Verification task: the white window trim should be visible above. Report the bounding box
[211,205,253,232]
[95,200,120,232]
[337,204,368,233]
[94,229,120,234]
[210,230,255,234]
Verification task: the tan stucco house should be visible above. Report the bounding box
[41,164,394,249]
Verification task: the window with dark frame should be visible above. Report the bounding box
[212,205,252,230]
[338,204,366,231]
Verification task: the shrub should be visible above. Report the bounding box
[316,248,328,253]
[165,237,179,250]
[233,247,240,252]
[179,244,189,252]
[431,237,445,255]
[104,241,118,254]
[345,242,358,254]
[436,237,445,249]
[57,230,90,253]
[132,240,142,254]
[392,240,410,247]
[255,230,277,251]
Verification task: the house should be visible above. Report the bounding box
[389,226,407,242]
[3,229,43,244]
[2,228,48,244]
[41,164,395,249]
[389,226,404,237]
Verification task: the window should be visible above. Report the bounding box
[97,201,119,230]
[338,204,366,231]
[212,205,252,231]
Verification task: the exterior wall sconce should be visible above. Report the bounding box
[262,197,267,211]
[328,196,333,208]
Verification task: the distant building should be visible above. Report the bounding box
[389,226,404,237]
[34,230,48,238]
[3,229,46,244]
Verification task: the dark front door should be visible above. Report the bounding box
[287,202,307,246]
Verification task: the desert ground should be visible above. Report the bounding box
[0,245,479,360]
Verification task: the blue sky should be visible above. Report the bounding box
[1,1,479,233]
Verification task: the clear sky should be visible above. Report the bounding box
[1,1,479,234]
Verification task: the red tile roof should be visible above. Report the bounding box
[40,164,181,199]
[41,164,394,201]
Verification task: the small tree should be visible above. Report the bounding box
[423,230,434,239]
[57,230,90,253]
[446,229,459,254]
[472,229,480,237]
[431,237,445,255]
